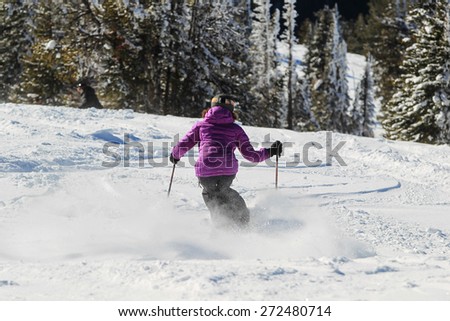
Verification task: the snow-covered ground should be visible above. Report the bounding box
[1,102,449,300]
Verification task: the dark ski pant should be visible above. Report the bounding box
[198,175,249,227]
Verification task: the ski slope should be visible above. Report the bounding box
[1,103,449,300]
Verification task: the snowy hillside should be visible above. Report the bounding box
[1,102,449,300]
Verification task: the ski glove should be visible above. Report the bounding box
[169,153,180,165]
[268,140,283,157]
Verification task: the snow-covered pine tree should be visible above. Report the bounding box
[304,6,333,130]
[436,57,450,144]
[186,1,251,119]
[293,77,319,132]
[436,4,450,144]
[17,1,78,105]
[343,13,367,55]
[383,0,450,144]
[129,1,165,114]
[0,0,34,103]
[99,0,144,109]
[280,0,298,130]
[350,82,364,136]
[91,0,164,112]
[67,0,108,106]
[325,5,351,133]
[157,1,192,116]
[248,0,281,128]
[174,0,218,117]
[268,8,284,128]
[232,0,252,29]
[365,0,411,117]
[294,11,318,131]
[350,55,376,137]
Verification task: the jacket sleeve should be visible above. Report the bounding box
[171,122,200,160]
[236,127,270,163]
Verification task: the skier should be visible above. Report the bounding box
[169,94,282,228]
[76,82,103,109]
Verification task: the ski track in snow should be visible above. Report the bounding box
[1,103,450,300]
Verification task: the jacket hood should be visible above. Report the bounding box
[204,106,234,124]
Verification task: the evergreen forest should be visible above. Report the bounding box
[1,0,449,144]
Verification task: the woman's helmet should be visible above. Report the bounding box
[211,94,238,112]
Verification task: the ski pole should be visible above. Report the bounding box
[167,163,176,197]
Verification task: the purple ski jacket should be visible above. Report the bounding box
[171,106,270,177]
